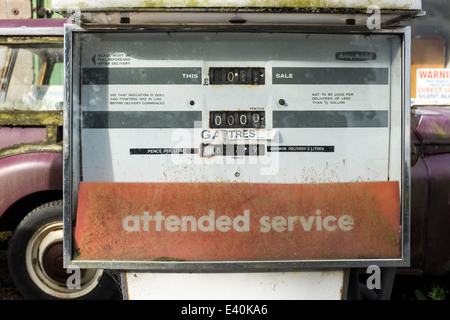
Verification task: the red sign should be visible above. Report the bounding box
[74,181,401,261]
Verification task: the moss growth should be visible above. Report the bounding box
[0,110,63,126]
[0,111,63,157]
[153,257,187,261]
[0,36,62,45]
[0,142,62,158]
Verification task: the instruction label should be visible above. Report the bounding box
[94,53,132,66]
[311,92,355,105]
[109,92,166,106]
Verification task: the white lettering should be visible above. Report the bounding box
[198,210,215,232]
[338,215,354,231]
[272,216,286,232]
[124,210,250,233]
[276,73,293,79]
[122,210,354,233]
[233,210,250,232]
[182,73,199,79]
[165,215,180,232]
[181,304,215,317]
[323,215,337,231]
[299,216,315,231]
[141,211,152,231]
[216,215,232,232]
[181,216,197,232]
[258,211,354,232]
[259,216,271,233]
[123,215,140,232]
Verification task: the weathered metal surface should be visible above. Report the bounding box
[0,18,66,37]
[0,18,67,30]
[52,0,422,10]
[52,1,422,27]
[74,181,401,261]
[413,106,450,155]
[0,152,63,218]
[408,105,450,276]
[419,153,450,275]
[0,127,46,149]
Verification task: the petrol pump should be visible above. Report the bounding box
[55,0,422,300]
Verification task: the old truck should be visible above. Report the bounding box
[0,16,119,299]
[409,103,450,277]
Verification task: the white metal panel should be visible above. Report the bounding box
[78,32,401,185]
[125,270,346,300]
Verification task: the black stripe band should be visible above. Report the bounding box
[273,110,388,128]
[82,111,202,128]
[82,67,202,85]
[272,67,389,85]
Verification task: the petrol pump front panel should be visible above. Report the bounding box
[64,29,410,270]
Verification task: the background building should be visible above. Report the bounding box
[410,0,450,101]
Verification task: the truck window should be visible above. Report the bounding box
[0,44,63,110]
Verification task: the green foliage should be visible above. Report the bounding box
[427,282,447,300]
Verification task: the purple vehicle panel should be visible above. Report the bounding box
[0,152,63,221]
[410,106,450,276]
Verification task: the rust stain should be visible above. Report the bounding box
[74,181,401,261]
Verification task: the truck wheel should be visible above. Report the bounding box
[7,200,120,300]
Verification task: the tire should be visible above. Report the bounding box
[7,200,121,300]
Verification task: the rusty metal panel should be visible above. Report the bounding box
[74,181,401,262]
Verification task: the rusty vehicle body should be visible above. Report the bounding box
[409,105,450,276]
[0,18,64,237]
[0,17,119,299]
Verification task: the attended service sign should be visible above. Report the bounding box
[75,181,401,261]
